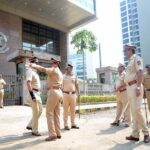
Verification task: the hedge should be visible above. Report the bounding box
[80,95,116,104]
[41,92,116,104]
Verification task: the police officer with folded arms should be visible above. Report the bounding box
[26,57,43,136]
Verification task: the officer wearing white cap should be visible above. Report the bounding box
[143,64,150,112]
[26,57,43,136]
[62,64,80,130]
[29,57,63,141]
[123,44,150,143]
[111,63,131,127]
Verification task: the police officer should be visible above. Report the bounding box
[123,44,150,143]
[29,58,63,141]
[0,74,6,108]
[143,64,150,112]
[26,57,43,136]
[111,63,131,127]
[63,64,80,130]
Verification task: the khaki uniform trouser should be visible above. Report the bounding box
[145,91,150,112]
[0,89,4,107]
[46,89,63,137]
[63,93,76,127]
[114,91,131,125]
[27,91,43,133]
[127,84,149,138]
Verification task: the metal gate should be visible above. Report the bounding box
[3,75,23,106]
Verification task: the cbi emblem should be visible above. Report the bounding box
[0,32,9,53]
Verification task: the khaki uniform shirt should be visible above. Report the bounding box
[46,67,63,87]
[0,79,6,90]
[26,68,41,90]
[63,74,77,92]
[124,54,143,84]
[115,71,126,90]
[143,73,150,89]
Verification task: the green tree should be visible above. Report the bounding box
[71,29,97,95]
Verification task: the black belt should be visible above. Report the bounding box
[63,91,76,94]
[146,89,150,91]
[33,88,40,92]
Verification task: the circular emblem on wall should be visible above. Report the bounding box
[0,32,9,53]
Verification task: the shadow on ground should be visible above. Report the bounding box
[96,125,125,135]
[108,141,150,150]
[0,132,48,150]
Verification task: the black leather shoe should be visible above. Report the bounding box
[26,126,32,130]
[32,132,41,136]
[126,135,139,141]
[64,126,70,130]
[57,135,61,139]
[110,120,120,126]
[71,125,79,129]
[144,135,150,143]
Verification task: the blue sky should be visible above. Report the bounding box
[70,0,124,69]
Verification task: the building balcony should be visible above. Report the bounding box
[0,0,97,32]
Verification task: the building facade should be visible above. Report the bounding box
[120,0,150,66]
[0,0,97,75]
[96,66,118,85]
[69,51,96,79]
[0,0,97,105]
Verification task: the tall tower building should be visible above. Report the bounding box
[120,0,150,66]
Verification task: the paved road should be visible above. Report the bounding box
[0,106,150,150]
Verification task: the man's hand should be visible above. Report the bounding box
[32,99,36,102]
[136,88,141,97]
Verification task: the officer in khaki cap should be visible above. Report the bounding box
[0,74,6,108]
[63,64,80,130]
[122,44,150,143]
[143,64,150,112]
[26,57,43,136]
[29,58,63,141]
[111,63,131,127]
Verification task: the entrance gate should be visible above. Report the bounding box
[3,75,23,106]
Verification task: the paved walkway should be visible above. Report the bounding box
[0,104,150,150]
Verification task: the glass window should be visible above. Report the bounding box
[123,33,129,39]
[123,39,129,44]
[120,6,126,12]
[22,19,60,55]
[121,12,127,17]
[121,17,127,22]
[16,63,24,75]
[128,0,136,3]
[120,1,126,7]
[99,73,105,84]
[122,27,128,33]
[122,22,128,28]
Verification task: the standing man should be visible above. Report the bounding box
[0,74,6,108]
[143,64,150,112]
[123,44,149,143]
[63,64,80,130]
[111,63,131,127]
[26,57,43,136]
[29,58,63,141]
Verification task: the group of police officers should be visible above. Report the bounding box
[0,43,150,143]
[26,57,80,141]
[111,44,150,143]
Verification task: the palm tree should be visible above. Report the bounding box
[71,29,97,95]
